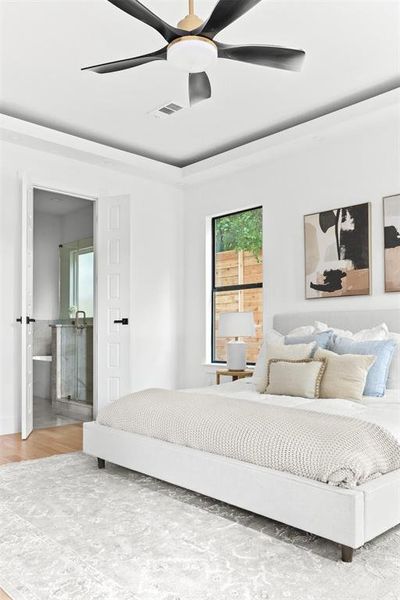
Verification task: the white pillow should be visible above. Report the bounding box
[253,330,284,386]
[256,342,316,393]
[314,321,389,341]
[286,325,316,338]
[353,323,389,341]
[268,329,285,344]
[387,331,400,389]
[266,359,326,399]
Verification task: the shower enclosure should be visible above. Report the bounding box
[50,322,93,420]
[50,238,94,421]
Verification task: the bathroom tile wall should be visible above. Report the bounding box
[33,320,54,399]
[33,320,53,356]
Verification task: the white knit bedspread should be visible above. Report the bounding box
[97,388,400,488]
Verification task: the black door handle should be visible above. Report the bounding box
[16,316,35,324]
[113,318,129,325]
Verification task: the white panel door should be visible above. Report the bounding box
[96,195,131,413]
[21,181,34,439]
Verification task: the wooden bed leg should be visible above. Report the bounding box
[97,458,105,469]
[341,545,354,563]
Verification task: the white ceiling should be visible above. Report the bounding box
[1,0,399,166]
[34,189,93,216]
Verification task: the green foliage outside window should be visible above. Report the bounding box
[215,207,262,259]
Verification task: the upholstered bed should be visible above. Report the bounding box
[83,309,400,562]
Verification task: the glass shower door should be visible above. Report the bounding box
[58,238,94,404]
[75,324,93,403]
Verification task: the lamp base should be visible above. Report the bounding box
[226,341,246,371]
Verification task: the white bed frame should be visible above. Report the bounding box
[83,309,400,562]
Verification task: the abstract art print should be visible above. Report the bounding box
[304,202,370,299]
[384,194,400,292]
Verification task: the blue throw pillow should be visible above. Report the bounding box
[328,336,396,397]
[285,331,333,354]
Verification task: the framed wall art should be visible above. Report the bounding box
[304,202,370,299]
[384,194,400,293]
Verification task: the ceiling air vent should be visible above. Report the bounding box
[149,102,184,119]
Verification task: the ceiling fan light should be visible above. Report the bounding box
[167,36,217,73]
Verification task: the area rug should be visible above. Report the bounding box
[0,453,399,600]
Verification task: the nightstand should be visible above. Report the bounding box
[216,369,253,385]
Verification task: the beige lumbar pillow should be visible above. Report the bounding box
[256,342,316,393]
[314,348,376,402]
[266,359,327,399]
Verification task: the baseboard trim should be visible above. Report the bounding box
[0,417,21,436]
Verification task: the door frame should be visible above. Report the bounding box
[21,176,99,436]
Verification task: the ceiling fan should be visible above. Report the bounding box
[82,0,305,106]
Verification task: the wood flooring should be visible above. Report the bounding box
[0,423,83,465]
[0,423,83,600]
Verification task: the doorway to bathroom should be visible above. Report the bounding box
[31,188,95,430]
[20,181,131,440]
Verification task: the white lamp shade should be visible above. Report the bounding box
[218,311,255,338]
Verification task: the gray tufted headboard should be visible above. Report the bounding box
[273,309,400,335]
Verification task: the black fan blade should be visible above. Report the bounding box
[189,72,211,106]
[217,43,305,71]
[107,0,183,42]
[198,0,262,38]
[82,46,167,73]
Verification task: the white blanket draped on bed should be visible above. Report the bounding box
[97,387,400,488]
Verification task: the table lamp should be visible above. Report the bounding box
[218,311,256,370]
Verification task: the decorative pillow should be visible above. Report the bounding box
[328,336,396,397]
[285,325,316,338]
[387,332,400,389]
[285,330,333,352]
[252,330,284,386]
[266,329,285,345]
[315,321,389,341]
[266,359,326,399]
[354,323,389,341]
[256,342,316,393]
[315,348,376,402]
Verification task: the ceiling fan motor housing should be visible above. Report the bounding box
[167,36,218,73]
[177,12,203,31]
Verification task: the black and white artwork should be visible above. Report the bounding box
[304,202,370,299]
[384,194,400,292]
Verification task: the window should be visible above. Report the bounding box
[59,238,94,318]
[77,249,94,316]
[212,207,263,364]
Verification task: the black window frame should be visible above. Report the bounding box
[211,206,263,365]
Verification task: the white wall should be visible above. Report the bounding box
[180,102,400,388]
[33,203,94,320]
[61,205,93,244]
[0,141,183,434]
[130,195,183,391]
[33,211,61,320]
